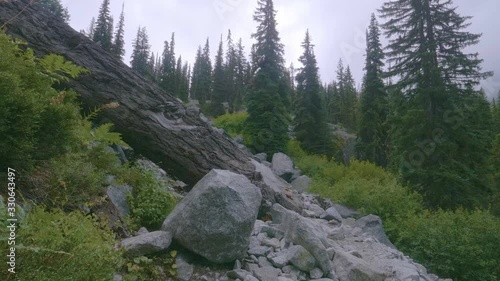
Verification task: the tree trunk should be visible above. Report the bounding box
[0,0,254,185]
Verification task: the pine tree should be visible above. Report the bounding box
[380,0,494,209]
[493,91,500,134]
[224,30,238,112]
[330,60,358,131]
[174,56,183,98]
[160,34,178,95]
[190,40,213,105]
[211,37,227,117]
[245,0,289,155]
[93,0,114,51]
[233,38,248,112]
[38,0,70,23]
[87,17,96,38]
[342,66,359,130]
[190,46,203,101]
[356,14,388,167]
[130,27,151,77]
[178,62,189,102]
[294,30,333,156]
[111,3,126,60]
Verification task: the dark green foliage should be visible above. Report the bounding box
[178,61,190,102]
[245,0,289,155]
[211,37,227,117]
[0,33,86,172]
[147,52,163,82]
[111,3,126,60]
[223,30,237,112]
[160,33,177,95]
[131,27,151,77]
[294,31,333,157]
[191,39,213,104]
[380,0,494,209]
[92,0,114,51]
[395,209,500,281]
[325,60,358,132]
[37,0,70,23]
[493,92,500,134]
[491,134,500,216]
[0,206,121,280]
[357,14,389,167]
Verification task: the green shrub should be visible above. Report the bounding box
[0,206,122,280]
[288,146,500,281]
[0,32,87,172]
[395,209,500,281]
[128,170,177,230]
[213,112,248,137]
[30,145,119,207]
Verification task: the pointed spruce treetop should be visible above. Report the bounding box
[93,0,113,51]
[294,30,333,156]
[211,36,227,117]
[252,0,285,79]
[111,2,126,60]
[379,0,492,93]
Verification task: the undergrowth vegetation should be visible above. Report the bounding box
[285,140,500,281]
[126,169,178,230]
[0,206,122,280]
[0,32,178,280]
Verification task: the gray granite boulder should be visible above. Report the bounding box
[120,231,172,257]
[162,169,261,263]
[271,153,295,182]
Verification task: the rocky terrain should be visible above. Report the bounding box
[115,153,451,281]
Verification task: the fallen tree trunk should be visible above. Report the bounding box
[0,0,254,185]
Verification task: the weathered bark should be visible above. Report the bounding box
[0,0,254,185]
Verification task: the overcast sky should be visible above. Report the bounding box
[61,0,500,100]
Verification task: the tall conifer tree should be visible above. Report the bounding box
[130,26,151,77]
[356,14,389,167]
[245,0,289,155]
[380,0,493,209]
[211,37,227,117]
[294,30,333,156]
[111,3,126,60]
[93,0,114,51]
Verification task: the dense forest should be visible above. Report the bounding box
[1,0,500,280]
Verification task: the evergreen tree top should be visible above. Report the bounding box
[252,0,285,76]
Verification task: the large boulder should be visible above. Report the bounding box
[356,215,395,249]
[120,231,173,257]
[252,160,304,214]
[162,169,261,263]
[332,250,387,281]
[291,175,312,192]
[271,153,295,182]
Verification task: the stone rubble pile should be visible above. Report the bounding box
[117,153,451,281]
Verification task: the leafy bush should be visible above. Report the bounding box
[395,209,500,281]
[213,112,248,137]
[0,206,122,280]
[127,169,178,230]
[287,146,500,281]
[29,144,120,207]
[0,32,87,172]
